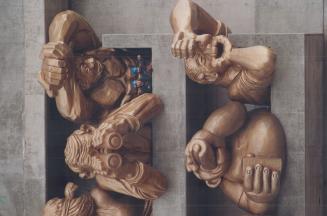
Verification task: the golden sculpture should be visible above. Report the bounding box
[185,101,285,214]
[39,10,152,123]
[170,0,276,105]
[64,94,167,201]
[40,10,166,216]
[170,0,286,214]
[43,182,152,216]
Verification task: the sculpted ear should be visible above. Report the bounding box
[80,124,96,133]
[79,171,95,179]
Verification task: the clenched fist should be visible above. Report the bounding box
[185,130,228,188]
[171,32,213,59]
[40,41,72,88]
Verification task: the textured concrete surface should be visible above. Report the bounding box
[0,0,25,215]
[255,0,323,33]
[103,34,187,216]
[71,0,255,35]
[71,0,323,36]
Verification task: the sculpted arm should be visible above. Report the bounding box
[48,10,101,52]
[170,0,224,36]
[170,0,229,59]
[39,10,100,122]
[185,101,246,187]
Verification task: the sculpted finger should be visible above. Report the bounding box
[195,34,212,49]
[188,39,195,58]
[244,166,253,192]
[191,142,202,165]
[44,76,61,86]
[253,164,263,193]
[42,42,57,50]
[263,167,271,194]
[180,39,189,59]
[41,48,63,59]
[171,32,184,57]
[45,58,66,67]
[186,156,194,172]
[271,171,280,194]
[47,71,66,81]
[43,65,67,75]
[174,39,183,59]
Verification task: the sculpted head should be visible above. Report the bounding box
[76,57,103,90]
[43,183,95,216]
[185,36,232,84]
[64,125,107,179]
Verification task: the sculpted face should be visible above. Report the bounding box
[76,57,103,90]
[184,35,232,85]
[43,183,95,216]
[185,52,222,84]
[64,125,107,179]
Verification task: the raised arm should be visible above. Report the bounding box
[49,10,101,52]
[39,11,99,122]
[185,101,246,187]
[170,0,228,36]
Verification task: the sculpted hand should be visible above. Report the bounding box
[244,164,280,203]
[185,134,228,188]
[40,41,72,88]
[171,32,212,59]
[185,139,216,174]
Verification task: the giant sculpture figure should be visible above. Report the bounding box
[40,11,167,216]
[170,0,286,214]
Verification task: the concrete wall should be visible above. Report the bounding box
[70,0,323,35]
[0,0,67,215]
[0,0,25,215]
[0,0,325,215]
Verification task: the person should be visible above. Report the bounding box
[185,101,285,214]
[39,10,152,123]
[170,0,276,105]
[64,93,168,201]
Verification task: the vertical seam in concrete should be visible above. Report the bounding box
[22,0,27,214]
[322,0,327,214]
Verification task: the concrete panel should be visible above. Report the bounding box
[0,0,25,215]
[255,0,323,33]
[71,0,255,35]
[103,34,187,216]
[220,34,322,216]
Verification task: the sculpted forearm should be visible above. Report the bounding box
[170,0,221,35]
[55,78,94,122]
